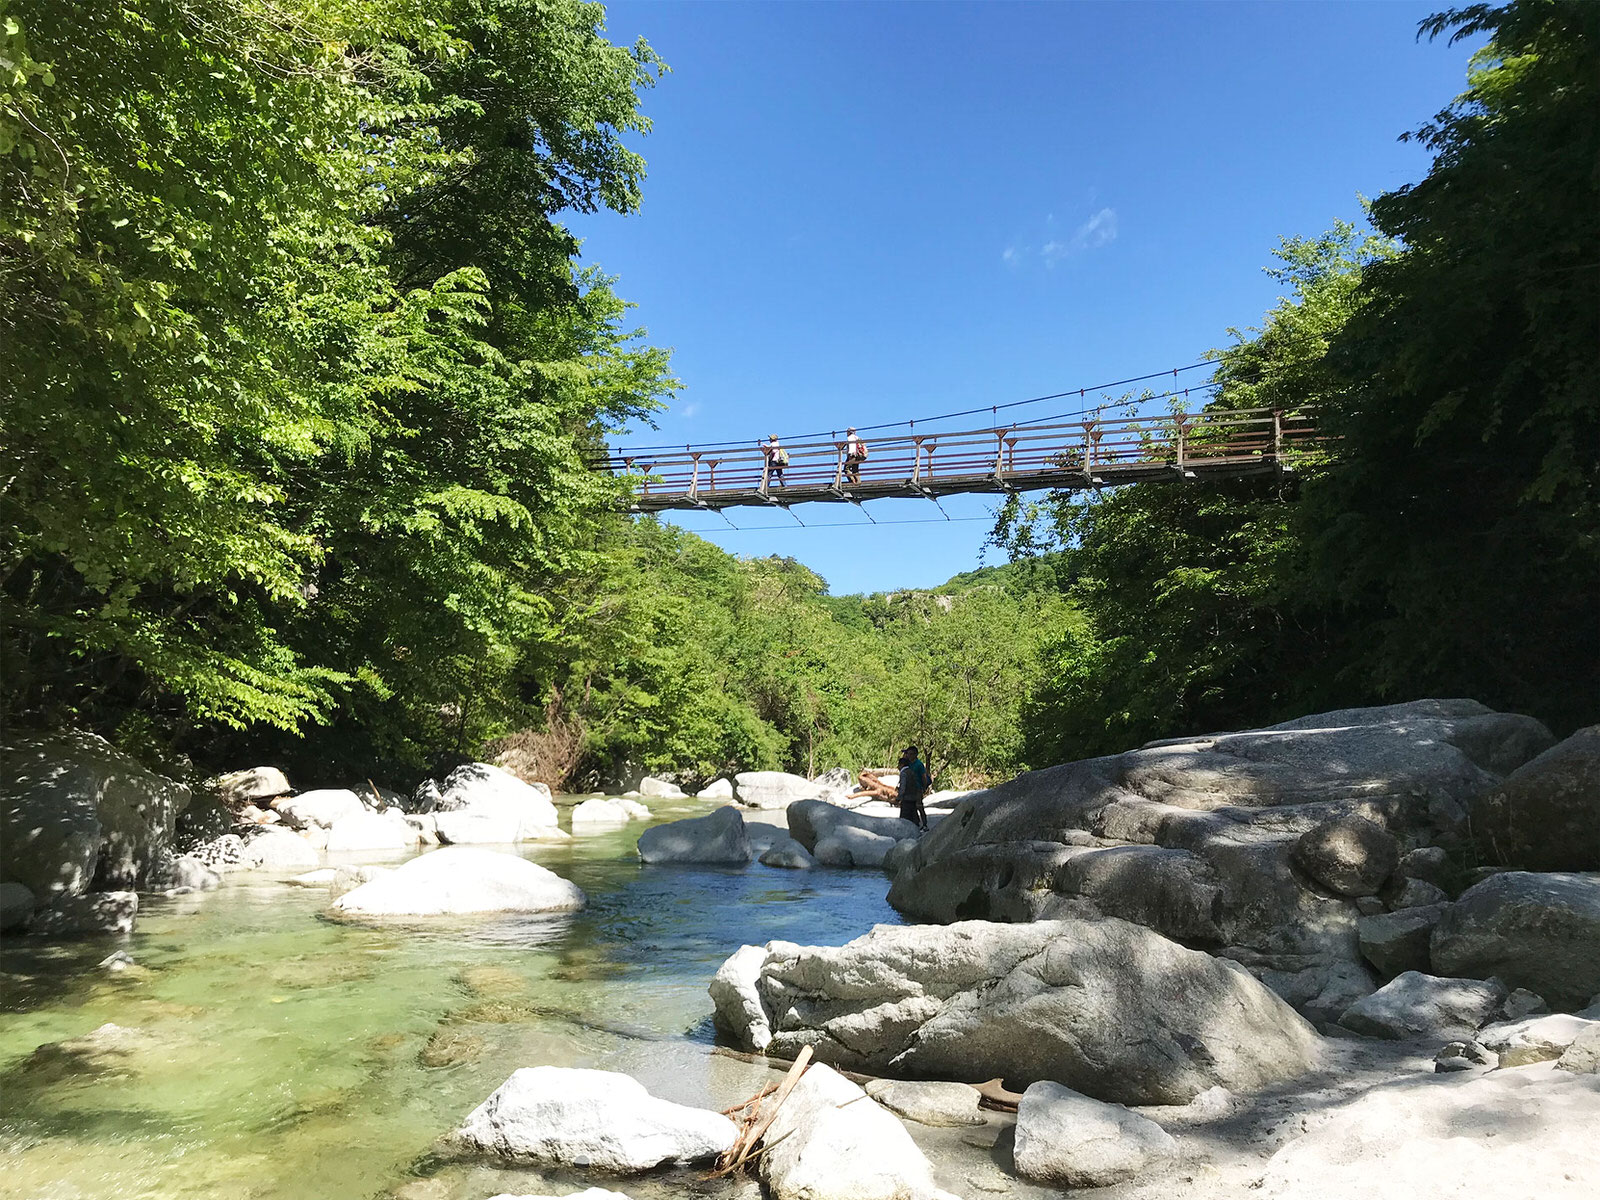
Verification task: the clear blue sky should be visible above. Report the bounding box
[570,0,1482,595]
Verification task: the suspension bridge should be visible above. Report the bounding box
[601,405,1319,514]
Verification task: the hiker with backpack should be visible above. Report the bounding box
[896,745,931,831]
[844,426,868,485]
[763,434,789,488]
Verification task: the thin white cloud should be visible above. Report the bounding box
[1070,207,1118,252]
[680,401,701,419]
[1005,207,1119,271]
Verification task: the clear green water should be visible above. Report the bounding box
[0,799,902,1200]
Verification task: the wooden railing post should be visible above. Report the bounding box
[688,452,702,499]
[993,430,1006,478]
[1081,421,1096,484]
[833,444,846,490]
[759,447,771,494]
[912,436,925,482]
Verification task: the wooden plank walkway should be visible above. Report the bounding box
[603,407,1319,513]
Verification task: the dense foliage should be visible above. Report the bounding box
[1,0,671,773]
[510,517,1076,788]
[1000,0,1598,762]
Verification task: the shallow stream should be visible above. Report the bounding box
[0,797,927,1200]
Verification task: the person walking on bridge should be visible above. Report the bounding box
[896,745,930,831]
[844,427,867,486]
[762,434,788,488]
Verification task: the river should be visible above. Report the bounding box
[0,796,906,1200]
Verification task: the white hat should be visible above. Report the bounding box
[847,426,857,433]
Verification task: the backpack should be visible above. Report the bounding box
[855,440,870,461]
[772,447,789,466]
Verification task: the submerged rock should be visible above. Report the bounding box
[759,836,817,869]
[1431,870,1600,1010]
[451,1065,736,1173]
[330,847,584,916]
[419,1028,484,1069]
[28,890,137,936]
[758,1063,954,1200]
[636,806,753,865]
[711,917,1322,1105]
[1013,1081,1176,1187]
[1,881,36,932]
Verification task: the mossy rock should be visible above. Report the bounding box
[419,1029,485,1069]
[455,964,527,999]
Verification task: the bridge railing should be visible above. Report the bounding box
[600,406,1319,507]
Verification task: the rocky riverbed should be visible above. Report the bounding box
[5,699,1600,1200]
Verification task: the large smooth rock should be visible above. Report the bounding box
[437,763,559,833]
[271,789,366,831]
[324,809,413,853]
[208,767,291,806]
[1337,971,1505,1041]
[570,797,649,826]
[1470,725,1600,871]
[1013,1081,1176,1187]
[733,771,824,810]
[636,806,752,865]
[886,701,1551,1021]
[331,847,583,916]
[28,890,137,936]
[1,881,36,932]
[451,1066,735,1173]
[1431,871,1600,1010]
[170,855,220,891]
[638,776,685,799]
[1257,1063,1600,1199]
[813,826,898,868]
[864,1079,984,1127]
[1293,815,1399,897]
[787,799,918,853]
[759,836,817,869]
[712,918,1322,1105]
[758,1063,952,1200]
[239,827,320,871]
[696,777,734,800]
[2,732,192,898]
[1357,904,1446,978]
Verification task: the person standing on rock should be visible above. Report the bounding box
[896,746,930,831]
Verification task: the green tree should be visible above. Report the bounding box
[1310,0,1600,731]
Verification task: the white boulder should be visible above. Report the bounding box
[437,763,559,835]
[571,797,650,827]
[1013,1081,1176,1187]
[758,1063,952,1200]
[271,788,367,830]
[240,827,320,871]
[208,767,291,805]
[733,771,824,810]
[324,808,413,853]
[696,777,734,800]
[638,776,686,799]
[787,799,919,853]
[330,847,583,916]
[451,1066,736,1172]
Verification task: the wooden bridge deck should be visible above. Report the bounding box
[603,407,1318,513]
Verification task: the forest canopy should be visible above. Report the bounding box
[2,0,1593,791]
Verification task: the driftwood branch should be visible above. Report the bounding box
[707,1044,814,1179]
